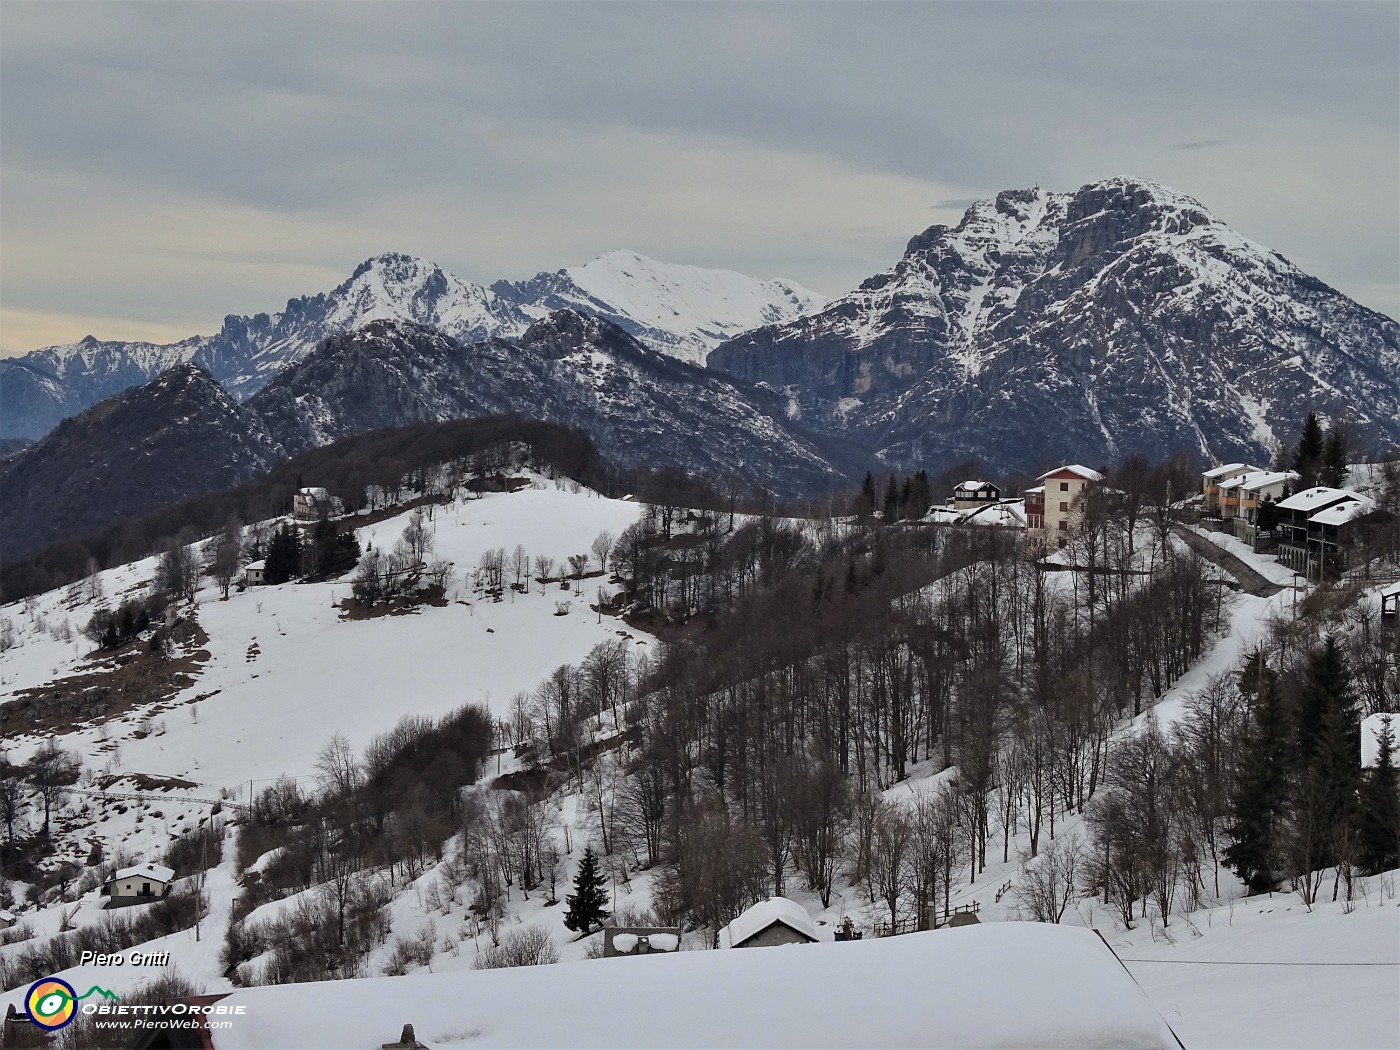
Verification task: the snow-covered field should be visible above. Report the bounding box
[2,482,647,792]
[1115,891,1400,1049]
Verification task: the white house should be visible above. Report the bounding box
[243,560,266,587]
[292,487,341,521]
[1025,465,1105,543]
[103,863,175,903]
[718,896,821,948]
[0,909,15,930]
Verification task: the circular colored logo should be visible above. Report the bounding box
[26,978,77,1031]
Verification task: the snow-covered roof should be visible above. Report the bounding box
[244,560,266,571]
[1309,498,1376,527]
[718,896,819,948]
[955,480,997,492]
[1276,486,1361,513]
[107,863,174,885]
[206,924,1181,1048]
[0,910,15,923]
[1202,462,1259,479]
[1381,580,1400,600]
[1362,713,1396,769]
[297,486,330,499]
[959,500,1028,527]
[1237,470,1298,494]
[1037,464,1105,483]
[1023,485,1045,496]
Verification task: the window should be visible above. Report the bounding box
[1058,521,1068,531]
[1059,482,1069,491]
[1060,502,1069,512]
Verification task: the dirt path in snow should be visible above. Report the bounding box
[1172,524,1284,598]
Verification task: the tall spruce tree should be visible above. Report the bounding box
[1293,412,1326,486]
[1357,717,1400,875]
[1321,428,1349,488]
[1224,666,1292,893]
[263,524,303,585]
[883,475,900,523]
[1297,636,1352,763]
[858,472,877,518]
[563,846,610,934]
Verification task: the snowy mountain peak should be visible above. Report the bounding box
[495,250,828,366]
[710,177,1400,474]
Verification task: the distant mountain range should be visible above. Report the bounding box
[0,251,826,439]
[0,313,848,562]
[5,176,1399,566]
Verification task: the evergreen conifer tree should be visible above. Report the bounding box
[858,472,877,518]
[563,846,610,934]
[1357,717,1400,875]
[1224,666,1292,893]
[1297,636,1352,763]
[263,524,302,585]
[1322,428,1349,488]
[883,475,900,523]
[1293,413,1325,486]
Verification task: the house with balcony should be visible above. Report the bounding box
[951,480,1002,510]
[1202,463,1262,515]
[1229,470,1299,546]
[1275,486,1390,579]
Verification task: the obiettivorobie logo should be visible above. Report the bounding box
[20,978,120,1031]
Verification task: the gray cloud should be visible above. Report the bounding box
[1,1,1395,351]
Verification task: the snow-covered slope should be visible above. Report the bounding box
[0,252,824,438]
[496,250,827,365]
[0,483,647,788]
[710,176,1400,473]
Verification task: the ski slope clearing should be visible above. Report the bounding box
[208,924,1180,1049]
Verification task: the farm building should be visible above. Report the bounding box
[718,896,820,948]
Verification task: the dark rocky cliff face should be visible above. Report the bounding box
[0,364,282,562]
[709,177,1400,474]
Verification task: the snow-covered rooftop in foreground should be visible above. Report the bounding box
[718,895,820,948]
[209,924,1180,1049]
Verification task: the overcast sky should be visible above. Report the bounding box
[2,1,1396,353]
